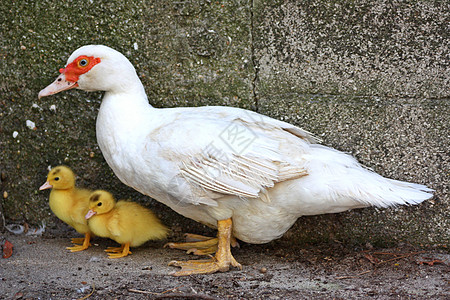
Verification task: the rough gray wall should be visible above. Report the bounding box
[0,0,448,246]
[253,0,449,246]
[254,0,448,98]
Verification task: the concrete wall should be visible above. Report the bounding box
[0,0,448,246]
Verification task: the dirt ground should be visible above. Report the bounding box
[1,228,448,300]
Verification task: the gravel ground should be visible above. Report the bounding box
[1,228,448,300]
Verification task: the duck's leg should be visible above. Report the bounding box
[165,233,239,255]
[66,232,91,252]
[107,243,131,259]
[168,218,242,276]
[165,235,219,255]
[185,233,217,242]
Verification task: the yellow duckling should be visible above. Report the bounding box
[85,190,169,258]
[39,165,92,252]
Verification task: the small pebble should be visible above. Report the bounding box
[26,120,36,130]
[365,242,374,250]
[260,267,267,273]
[89,256,101,262]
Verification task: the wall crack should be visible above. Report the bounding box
[250,0,259,112]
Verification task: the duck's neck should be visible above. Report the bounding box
[96,82,157,184]
[98,90,154,140]
[99,81,154,125]
[105,77,151,105]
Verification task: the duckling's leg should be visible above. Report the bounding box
[107,243,131,259]
[71,237,85,244]
[105,246,123,253]
[168,218,242,276]
[165,233,239,255]
[105,244,133,255]
[66,232,91,252]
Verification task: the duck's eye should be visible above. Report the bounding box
[78,58,88,67]
[97,202,102,207]
[54,177,60,181]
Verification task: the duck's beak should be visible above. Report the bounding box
[39,181,53,190]
[85,209,97,220]
[38,73,78,99]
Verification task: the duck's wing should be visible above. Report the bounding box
[146,108,312,206]
[196,106,321,143]
[178,149,308,205]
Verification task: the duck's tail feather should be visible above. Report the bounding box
[349,173,434,208]
[307,144,434,208]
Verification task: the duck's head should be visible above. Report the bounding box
[39,165,76,191]
[85,190,116,219]
[38,45,139,98]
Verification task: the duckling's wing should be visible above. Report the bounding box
[70,189,91,226]
[106,213,122,238]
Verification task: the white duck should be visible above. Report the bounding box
[39,45,433,276]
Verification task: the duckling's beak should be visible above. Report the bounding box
[38,73,78,99]
[85,209,97,220]
[39,181,53,190]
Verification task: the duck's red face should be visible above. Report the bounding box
[38,55,101,99]
[59,55,101,82]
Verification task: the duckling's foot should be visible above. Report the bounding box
[169,218,242,276]
[105,246,132,254]
[106,243,132,258]
[71,237,86,244]
[66,233,91,252]
[165,233,239,256]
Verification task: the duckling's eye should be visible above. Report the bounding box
[78,58,88,67]
[97,202,102,207]
[54,177,60,181]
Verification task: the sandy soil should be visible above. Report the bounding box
[1,229,448,300]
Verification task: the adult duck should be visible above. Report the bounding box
[39,45,433,276]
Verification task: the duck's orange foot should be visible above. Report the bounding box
[168,256,242,276]
[168,218,242,276]
[66,233,91,252]
[165,233,240,256]
[165,234,219,255]
[105,243,131,259]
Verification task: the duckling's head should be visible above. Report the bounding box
[85,190,116,219]
[39,165,76,191]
